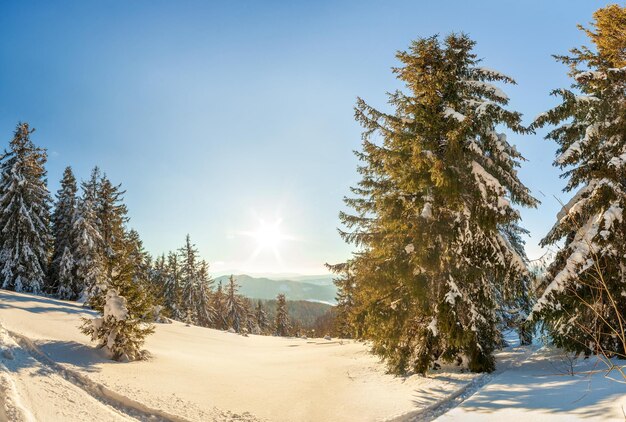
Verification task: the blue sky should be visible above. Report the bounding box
[0,1,613,274]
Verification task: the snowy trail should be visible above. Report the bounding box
[0,323,135,422]
[388,341,538,422]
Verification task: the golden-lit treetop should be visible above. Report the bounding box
[580,4,626,68]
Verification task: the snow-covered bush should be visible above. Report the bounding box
[81,289,154,361]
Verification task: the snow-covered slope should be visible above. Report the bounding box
[1,289,625,421]
[0,290,478,421]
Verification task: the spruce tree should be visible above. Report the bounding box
[82,287,154,361]
[179,234,200,322]
[164,251,183,319]
[195,259,216,327]
[82,166,101,205]
[255,300,271,334]
[49,166,79,298]
[0,123,51,294]
[326,262,360,339]
[274,293,290,337]
[121,229,157,320]
[56,247,75,300]
[531,5,626,355]
[81,176,155,360]
[73,195,103,302]
[225,275,247,332]
[212,281,228,330]
[97,175,129,290]
[335,34,537,374]
[243,298,259,334]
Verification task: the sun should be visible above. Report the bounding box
[252,219,283,249]
[240,218,293,262]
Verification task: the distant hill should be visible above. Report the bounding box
[214,274,337,304]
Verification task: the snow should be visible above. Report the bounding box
[471,161,509,214]
[437,346,626,421]
[574,70,606,81]
[104,289,129,320]
[534,215,598,311]
[427,316,439,336]
[603,204,623,231]
[463,80,509,101]
[1,290,626,421]
[536,178,625,313]
[608,151,626,168]
[421,202,433,219]
[443,107,466,122]
[556,122,601,165]
[444,278,462,305]
[0,289,478,422]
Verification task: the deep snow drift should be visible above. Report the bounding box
[0,289,625,421]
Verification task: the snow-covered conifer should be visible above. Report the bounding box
[164,251,183,319]
[49,166,78,296]
[212,282,228,330]
[81,288,154,361]
[531,5,626,355]
[274,293,290,337]
[73,195,103,302]
[326,262,359,339]
[255,300,270,334]
[56,247,76,300]
[178,234,203,322]
[225,275,247,333]
[334,34,538,373]
[97,175,129,287]
[195,260,216,327]
[0,123,51,294]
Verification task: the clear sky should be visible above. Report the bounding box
[0,1,614,275]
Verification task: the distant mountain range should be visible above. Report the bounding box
[213,274,337,304]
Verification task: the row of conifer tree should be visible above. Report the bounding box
[0,125,292,359]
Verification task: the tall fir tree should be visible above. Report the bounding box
[531,5,626,355]
[179,234,200,321]
[255,300,271,335]
[224,275,247,332]
[326,262,360,339]
[49,166,79,298]
[212,281,228,330]
[0,123,51,294]
[96,175,129,291]
[148,254,169,319]
[195,259,216,327]
[82,166,101,204]
[334,34,538,374]
[81,179,155,360]
[164,251,183,319]
[72,194,103,301]
[274,293,290,337]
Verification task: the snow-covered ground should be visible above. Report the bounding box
[437,346,626,421]
[1,289,625,421]
[0,290,479,421]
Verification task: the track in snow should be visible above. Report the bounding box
[388,343,538,422]
[0,322,183,422]
[0,322,263,422]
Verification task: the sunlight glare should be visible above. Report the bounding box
[253,219,283,249]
